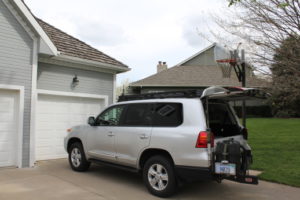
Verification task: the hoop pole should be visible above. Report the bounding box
[241,49,246,128]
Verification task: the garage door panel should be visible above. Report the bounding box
[54,114,71,121]
[0,141,13,150]
[0,113,14,121]
[36,130,54,140]
[36,122,54,130]
[36,94,105,160]
[0,90,19,167]
[0,152,13,162]
[36,113,55,122]
[0,122,16,132]
[0,131,14,142]
[71,115,90,122]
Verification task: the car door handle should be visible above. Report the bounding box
[108,132,115,137]
[139,134,149,139]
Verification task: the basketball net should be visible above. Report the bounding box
[216,59,236,78]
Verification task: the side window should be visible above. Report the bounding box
[152,103,183,127]
[122,104,152,126]
[97,105,125,126]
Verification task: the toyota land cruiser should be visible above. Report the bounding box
[64,86,267,197]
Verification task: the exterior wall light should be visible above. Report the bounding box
[72,75,79,87]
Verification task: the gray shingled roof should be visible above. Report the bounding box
[36,18,128,68]
[130,65,268,88]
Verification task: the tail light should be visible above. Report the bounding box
[196,131,214,148]
[67,128,72,133]
[242,128,248,140]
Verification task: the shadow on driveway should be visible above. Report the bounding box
[0,159,299,200]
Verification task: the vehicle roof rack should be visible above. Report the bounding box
[118,89,204,102]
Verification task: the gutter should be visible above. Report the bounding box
[53,54,131,73]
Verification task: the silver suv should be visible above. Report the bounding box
[64,86,265,197]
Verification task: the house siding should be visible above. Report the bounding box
[182,46,216,66]
[37,63,114,104]
[0,0,33,167]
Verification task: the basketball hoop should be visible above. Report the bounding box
[213,43,247,128]
[215,59,237,63]
[216,59,235,78]
[214,44,237,78]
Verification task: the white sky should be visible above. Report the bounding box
[25,0,228,85]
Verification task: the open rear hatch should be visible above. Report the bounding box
[201,86,269,101]
[201,86,269,185]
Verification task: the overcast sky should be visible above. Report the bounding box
[25,0,228,85]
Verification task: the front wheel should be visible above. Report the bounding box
[68,142,90,172]
[143,155,177,197]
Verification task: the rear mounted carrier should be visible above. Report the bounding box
[213,139,258,185]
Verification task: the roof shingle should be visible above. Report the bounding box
[36,18,128,68]
[130,65,268,88]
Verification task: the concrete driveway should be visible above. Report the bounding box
[0,159,299,200]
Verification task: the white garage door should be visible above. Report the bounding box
[0,90,19,167]
[36,94,105,160]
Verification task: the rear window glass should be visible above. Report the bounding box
[208,103,237,125]
[122,104,152,126]
[152,103,183,127]
[208,102,240,137]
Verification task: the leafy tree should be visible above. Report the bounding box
[207,1,300,117]
[115,79,131,101]
[271,36,300,117]
[228,0,290,7]
[211,0,300,76]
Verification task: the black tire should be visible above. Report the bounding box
[143,155,177,197]
[68,142,90,172]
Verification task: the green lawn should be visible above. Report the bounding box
[247,118,300,187]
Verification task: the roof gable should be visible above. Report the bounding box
[176,43,216,66]
[36,19,128,68]
[12,0,128,69]
[9,0,58,55]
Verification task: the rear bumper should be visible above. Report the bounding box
[175,165,259,185]
[175,165,213,182]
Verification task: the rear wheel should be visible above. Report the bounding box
[143,155,177,197]
[68,142,90,172]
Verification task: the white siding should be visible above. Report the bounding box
[38,63,114,104]
[0,0,33,167]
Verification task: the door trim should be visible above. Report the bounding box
[0,84,24,168]
[37,89,109,105]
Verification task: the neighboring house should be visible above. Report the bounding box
[130,43,267,94]
[0,0,129,168]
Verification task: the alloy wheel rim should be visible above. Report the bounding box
[71,147,82,167]
[148,164,169,191]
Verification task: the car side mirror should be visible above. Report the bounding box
[88,116,96,126]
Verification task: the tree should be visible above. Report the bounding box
[209,0,300,76]
[115,79,131,101]
[271,36,300,117]
[207,0,300,116]
[227,0,290,7]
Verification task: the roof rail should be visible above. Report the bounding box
[118,89,204,102]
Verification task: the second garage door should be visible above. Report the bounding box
[36,93,106,161]
[0,89,19,167]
